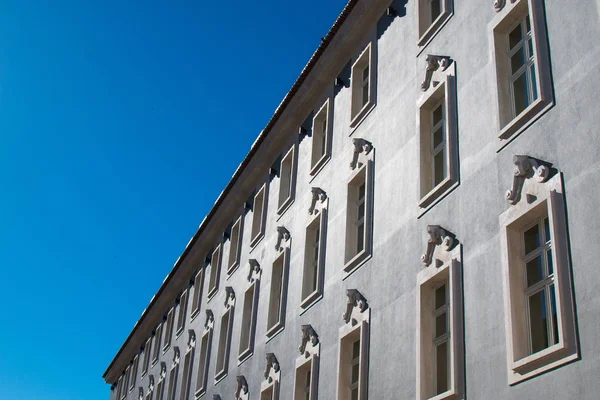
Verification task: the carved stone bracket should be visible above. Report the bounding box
[506,155,550,205]
[159,362,167,380]
[342,289,369,325]
[247,259,262,282]
[138,387,143,400]
[350,138,373,170]
[204,310,215,330]
[148,375,154,393]
[213,396,222,400]
[421,55,451,91]
[494,0,516,12]
[275,226,291,251]
[224,287,236,308]
[421,225,454,267]
[263,353,281,381]
[308,187,328,215]
[187,330,196,351]
[235,375,249,399]
[298,324,320,356]
[171,347,180,368]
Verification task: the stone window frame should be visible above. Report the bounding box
[121,365,130,399]
[499,156,578,385]
[238,260,262,364]
[277,144,298,216]
[417,56,459,216]
[190,268,205,321]
[417,0,453,54]
[344,139,374,277]
[194,311,215,398]
[163,308,175,354]
[207,243,224,300]
[179,331,196,400]
[490,0,553,148]
[227,215,244,276]
[266,227,291,341]
[145,375,154,400]
[155,363,167,400]
[175,289,189,338]
[129,354,139,393]
[261,354,281,400]
[310,99,333,177]
[301,188,328,312]
[250,182,269,248]
[166,347,180,400]
[142,337,152,377]
[293,325,320,400]
[151,323,162,367]
[215,287,236,384]
[336,290,370,400]
[417,226,464,400]
[350,41,377,130]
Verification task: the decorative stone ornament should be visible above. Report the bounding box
[275,226,291,251]
[171,347,180,368]
[187,330,196,351]
[308,187,327,215]
[350,138,373,170]
[147,375,154,393]
[494,0,516,12]
[342,289,369,325]
[261,353,281,400]
[204,310,215,330]
[421,225,454,267]
[138,387,144,400]
[421,55,451,91]
[159,362,167,380]
[247,259,262,282]
[224,287,236,308]
[506,155,549,205]
[235,375,249,400]
[264,353,281,380]
[213,396,221,400]
[298,325,320,356]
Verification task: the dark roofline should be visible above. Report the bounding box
[103,0,360,381]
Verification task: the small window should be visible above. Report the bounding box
[251,183,268,247]
[417,0,453,51]
[129,355,139,392]
[215,288,235,382]
[142,337,152,376]
[190,269,205,320]
[301,188,328,310]
[175,290,188,337]
[491,0,553,146]
[310,100,332,176]
[267,229,290,339]
[239,262,261,363]
[121,366,130,399]
[500,161,578,384]
[163,309,175,352]
[208,244,223,299]
[228,216,244,275]
[294,325,320,400]
[152,324,162,366]
[195,311,215,398]
[350,43,376,128]
[278,145,297,214]
[179,332,195,400]
[166,358,179,400]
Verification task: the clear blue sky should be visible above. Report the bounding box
[0,1,348,399]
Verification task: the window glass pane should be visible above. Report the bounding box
[362,65,369,82]
[513,73,529,115]
[436,313,447,338]
[511,47,526,74]
[358,183,366,201]
[431,0,441,22]
[527,38,534,58]
[523,224,540,254]
[434,151,445,186]
[550,284,559,345]
[436,341,448,394]
[432,104,443,126]
[529,290,549,353]
[546,249,553,276]
[357,222,365,253]
[509,24,523,50]
[526,256,544,287]
[351,389,359,400]
[352,340,361,359]
[526,15,531,33]
[544,218,551,243]
[433,127,444,149]
[530,65,538,101]
[435,285,446,310]
[351,363,360,384]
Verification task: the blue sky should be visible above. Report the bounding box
[0,1,348,399]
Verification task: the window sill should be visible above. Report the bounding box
[175,327,184,339]
[350,101,376,134]
[237,348,254,366]
[194,387,206,399]
[206,287,218,302]
[214,370,228,386]
[276,197,294,219]
[418,177,459,217]
[162,344,171,354]
[426,388,458,400]
[249,233,265,250]
[190,308,200,322]
[498,97,553,150]
[265,323,285,343]
[309,154,331,180]
[151,358,158,368]
[343,250,372,279]
[300,291,323,314]
[417,11,453,56]
[226,261,240,279]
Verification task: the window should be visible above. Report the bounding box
[491,0,553,146]
[418,57,459,215]
[115,376,123,400]
[142,337,152,377]
[156,364,167,400]
[129,355,139,392]
[195,311,214,398]
[350,43,376,128]
[344,139,374,275]
[152,324,162,366]
[417,0,453,51]
[500,159,578,384]
[294,325,320,400]
[163,309,174,352]
[267,228,290,339]
[145,376,154,400]
[190,269,205,320]
[175,290,188,337]
[277,145,297,214]
[227,216,244,275]
[121,366,129,399]
[337,290,369,400]
[250,183,268,247]
[215,288,235,382]
[179,332,195,400]
[166,349,180,400]
[208,244,223,299]
[239,261,261,363]
[301,188,328,311]
[310,99,332,176]
[260,354,281,400]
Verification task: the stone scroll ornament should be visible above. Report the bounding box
[247,259,261,282]
[298,325,320,355]
[494,0,516,12]
[235,375,249,399]
[275,226,291,251]
[224,286,236,308]
[147,375,154,394]
[204,309,214,330]
[342,289,369,324]
[350,138,373,170]
[264,353,281,380]
[187,330,196,351]
[506,155,549,205]
[308,187,327,215]
[421,55,451,91]
[421,225,454,267]
[138,388,144,400]
[213,396,222,400]
[159,362,167,380]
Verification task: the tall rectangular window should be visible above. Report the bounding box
[215,306,234,382]
[163,309,174,352]
[433,284,449,395]
[121,366,130,399]
[302,192,327,311]
[310,100,331,176]
[175,290,188,336]
[179,347,194,400]
[350,43,375,127]
[294,362,316,400]
[195,329,212,396]
[251,183,268,246]
[190,269,204,319]
[208,245,223,299]
[417,0,453,50]
[129,355,139,392]
[155,378,165,400]
[430,103,446,188]
[267,252,288,338]
[166,364,178,400]
[344,165,371,274]
[228,216,243,274]
[277,146,296,214]
[142,337,152,376]
[238,279,259,362]
[508,15,537,118]
[152,324,162,365]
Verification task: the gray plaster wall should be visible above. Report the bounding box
[109,0,600,399]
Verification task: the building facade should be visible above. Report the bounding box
[102,0,600,399]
